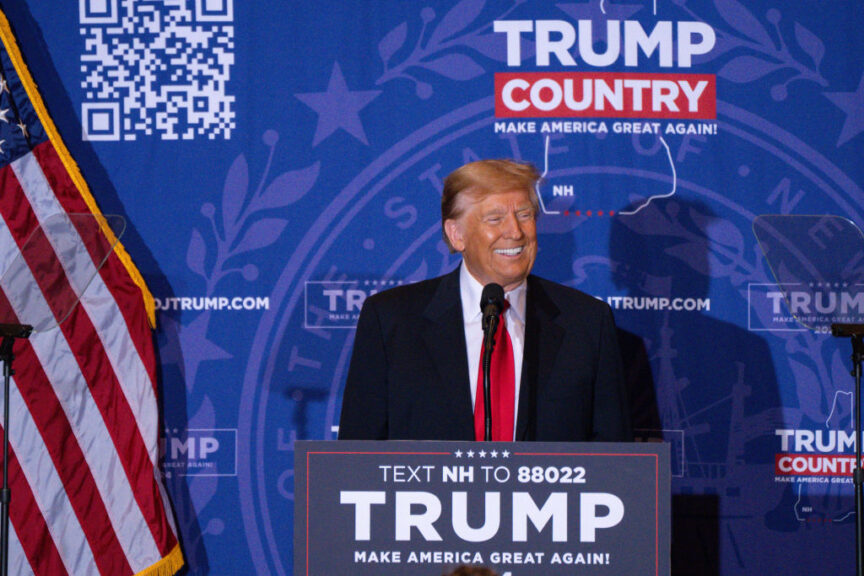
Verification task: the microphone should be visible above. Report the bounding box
[480,283,505,338]
[479,283,505,441]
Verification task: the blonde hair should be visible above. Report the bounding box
[440,159,541,252]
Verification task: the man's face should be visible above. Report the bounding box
[444,189,538,291]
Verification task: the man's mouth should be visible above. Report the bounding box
[494,246,523,256]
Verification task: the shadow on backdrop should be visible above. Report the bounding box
[610,198,782,575]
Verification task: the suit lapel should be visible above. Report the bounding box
[516,276,565,440]
[421,267,475,438]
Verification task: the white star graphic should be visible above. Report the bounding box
[825,72,864,146]
[478,450,487,458]
[454,450,463,458]
[466,450,475,458]
[295,62,381,146]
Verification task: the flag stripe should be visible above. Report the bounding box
[6,372,105,576]
[2,425,68,576]
[15,328,137,575]
[16,147,176,555]
[0,302,90,576]
[32,144,160,387]
[0,184,138,574]
[31,142,175,550]
[30,145,161,446]
[0,166,167,572]
[9,522,39,576]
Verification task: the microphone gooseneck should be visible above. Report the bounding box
[479,283,505,441]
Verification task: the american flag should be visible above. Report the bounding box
[0,10,182,576]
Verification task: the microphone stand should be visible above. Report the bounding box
[0,323,32,576]
[832,323,864,576]
[481,314,500,442]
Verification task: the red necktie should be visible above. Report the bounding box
[474,301,515,441]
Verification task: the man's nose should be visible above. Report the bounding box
[501,212,524,238]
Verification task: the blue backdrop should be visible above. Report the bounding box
[5,1,864,574]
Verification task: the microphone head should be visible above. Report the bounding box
[480,283,505,314]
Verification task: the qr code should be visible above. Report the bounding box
[80,0,235,141]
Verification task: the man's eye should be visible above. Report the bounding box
[486,216,503,224]
[517,211,533,220]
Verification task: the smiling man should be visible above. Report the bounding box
[338,159,631,442]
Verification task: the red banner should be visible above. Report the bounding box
[495,72,716,119]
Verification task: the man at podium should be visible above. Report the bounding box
[338,159,631,442]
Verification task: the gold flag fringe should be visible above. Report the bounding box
[134,544,185,576]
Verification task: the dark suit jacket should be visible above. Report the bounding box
[338,267,632,441]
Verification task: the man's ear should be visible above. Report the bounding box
[443,219,465,252]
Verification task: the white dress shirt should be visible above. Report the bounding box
[459,263,526,439]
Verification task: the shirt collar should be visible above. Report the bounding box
[459,262,527,324]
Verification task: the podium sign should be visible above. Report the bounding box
[295,441,670,576]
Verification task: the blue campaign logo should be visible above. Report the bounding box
[163,428,237,477]
[748,284,807,332]
[748,283,864,333]
[305,279,405,329]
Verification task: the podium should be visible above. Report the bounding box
[295,440,670,576]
